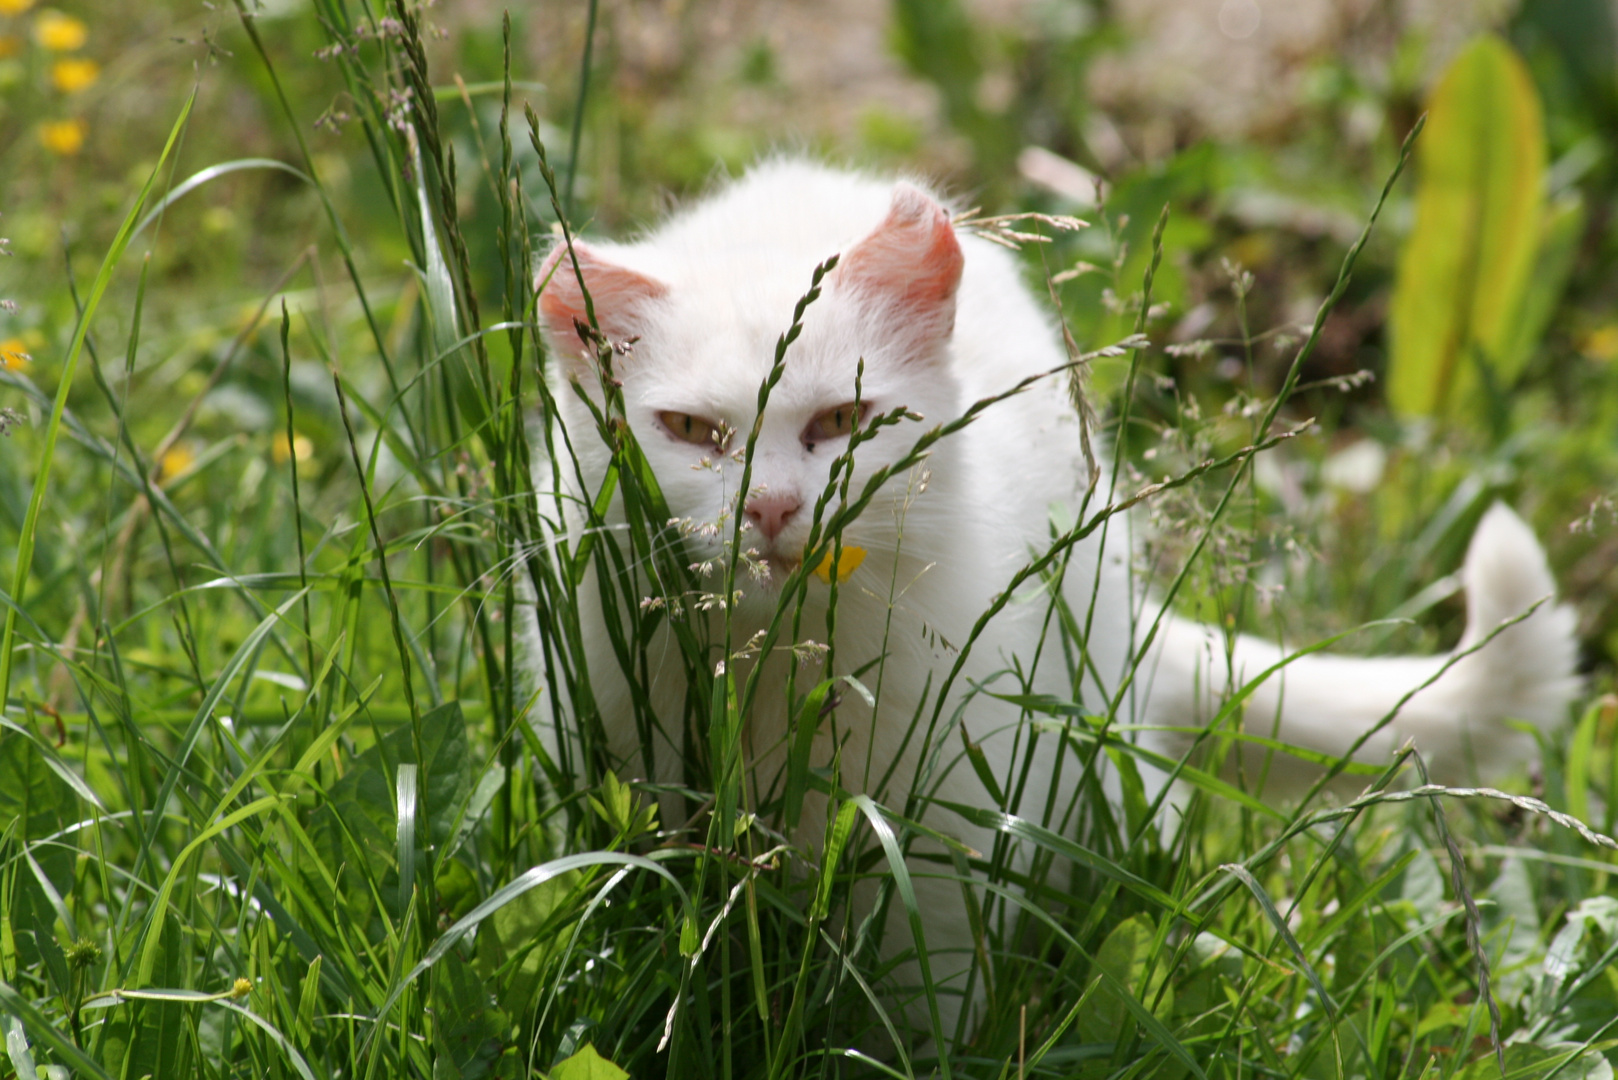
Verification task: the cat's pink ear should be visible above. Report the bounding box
[536,241,668,367]
[834,183,964,352]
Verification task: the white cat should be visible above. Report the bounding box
[527,159,1580,1043]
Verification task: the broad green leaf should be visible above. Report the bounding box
[1495,190,1586,378]
[389,699,474,851]
[474,867,582,1018]
[1533,896,1618,1040]
[0,727,75,839]
[1388,836,1446,923]
[1173,933,1242,1021]
[1483,857,1540,998]
[309,699,473,923]
[430,949,507,1080]
[550,1043,628,1080]
[1077,914,1173,1046]
[1389,35,1545,422]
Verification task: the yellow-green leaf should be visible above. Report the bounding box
[550,1043,629,1080]
[1496,189,1585,377]
[1389,35,1545,420]
[1077,913,1172,1044]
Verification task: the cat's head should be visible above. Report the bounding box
[536,180,966,601]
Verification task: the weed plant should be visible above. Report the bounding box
[0,4,1615,1080]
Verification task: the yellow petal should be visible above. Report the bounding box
[159,444,196,482]
[271,432,313,464]
[0,338,30,371]
[50,56,96,92]
[812,545,866,584]
[34,10,85,51]
[38,116,84,155]
[1581,324,1618,363]
[0,0,36,15]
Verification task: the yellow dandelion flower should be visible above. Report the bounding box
[1581,324,1618,364]
[813,545,866,584]
[34,10,85,51]
[271,431,313,464]
[0,0,36,15]
[0,35,21,58]
[50,56,96,92]
[0,338,31,371]
[39,117,84,155]
[159,443,196,482]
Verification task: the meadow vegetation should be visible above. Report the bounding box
[0,1,1616,1077]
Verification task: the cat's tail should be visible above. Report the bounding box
[1145,503,1581,794]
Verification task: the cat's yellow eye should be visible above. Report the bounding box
[805,402,864,446]
[659,410,724,448]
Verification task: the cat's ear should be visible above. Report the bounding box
[834,182,964,354]
[535,241,668,369]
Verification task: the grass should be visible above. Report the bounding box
[0,2,1616,1079]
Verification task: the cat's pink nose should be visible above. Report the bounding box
[745,493,802,542]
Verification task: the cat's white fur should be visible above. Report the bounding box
[529,159,1580,1040]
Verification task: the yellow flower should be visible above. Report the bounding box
[0,338,31,371]
[50,56,96,92]
[38,116,84,154]
[271,431,313,464]
[813,545,867,584]
[34,10,85,51]
[0,0,36,15]
[0,35,21,58]
[1581,324,1618,364]
[159,443,196,482]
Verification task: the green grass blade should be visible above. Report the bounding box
[396,762,419,915]
[133,158,313,239]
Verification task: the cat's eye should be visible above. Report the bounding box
[804,402,865,447]
[659,410,725,448]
